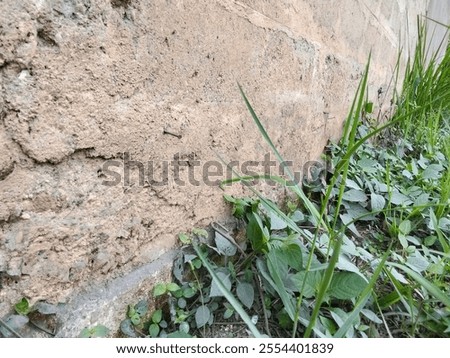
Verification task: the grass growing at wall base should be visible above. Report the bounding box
[107,20,450,339]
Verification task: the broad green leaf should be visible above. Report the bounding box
[166,283,181,292]
[334,250,390,338]
[342,189,368,202]
[304,235,343,338]
[358,158,379,173]
[149,323,160,337]
[340,213,361,238]
[346,178,362,190]
[413,193,429,206]
[214,232,237,256]
[152,309,163,324]
[153,283,167,297]
[120,319,136,337]
[281,242,303,271]
[390,191,412,205]
[236,282,255,309]
[291,210,305,223]
[183,287,196,298]
[195,306,211,328]
[270,211,288,230]
[14,298,30,316]
[328,272,368,300]
[406,252,430,273]
[177,298,187,309]
[370,193,385,212]
[330,307,354,338]
[135,300,148,316]
[246,213,266,252]
[398,220,412,235]
[361,309,382,324]
[179,321,190,333]
[422,164,443,179]
[267,250,296,320]
[291,270,322,298]
[178,233,191,244]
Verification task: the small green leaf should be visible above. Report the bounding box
[130,314,141,326]
[183,287,196,298]
[14,298,31,316]
[192,228,208,238]
[290,210,305,223]
[179,321,190,333]
[167,283,181,292]
[364,101,373,113]
[178,233,191,244]
[195,306,210,328]
[361,309,382,324]
[152,309,162,324]
[79,325,109,338]
[177,298,187,309]
[120,319,136,337]
[79,328,92,338]
[224,308,234,319]
[153,283,167,297]
[270,211,288,230]
[236,282,254,309]
[398,220,412,235]
[149,323,160,338]
[135,300,148,316]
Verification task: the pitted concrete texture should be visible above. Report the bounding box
[0,0,448,335]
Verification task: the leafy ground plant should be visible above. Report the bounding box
[117,20,449,338]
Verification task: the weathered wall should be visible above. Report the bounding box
[0,0,446,336]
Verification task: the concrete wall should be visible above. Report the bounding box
[0,0,447,336]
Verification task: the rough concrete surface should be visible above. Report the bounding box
[0,0,447,336]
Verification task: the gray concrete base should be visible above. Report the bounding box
[55,249,176,337]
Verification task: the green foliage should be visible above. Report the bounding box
[79,325,110,338]
[115,20,449,338]
[14,298,31,316]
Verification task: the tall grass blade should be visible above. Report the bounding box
[304,235,343,338]
[238,84,325,229]
[387,262,450,308]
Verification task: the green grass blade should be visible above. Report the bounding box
[304,235,343,338]
[387,262,450,308]
[238,84,325,229]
